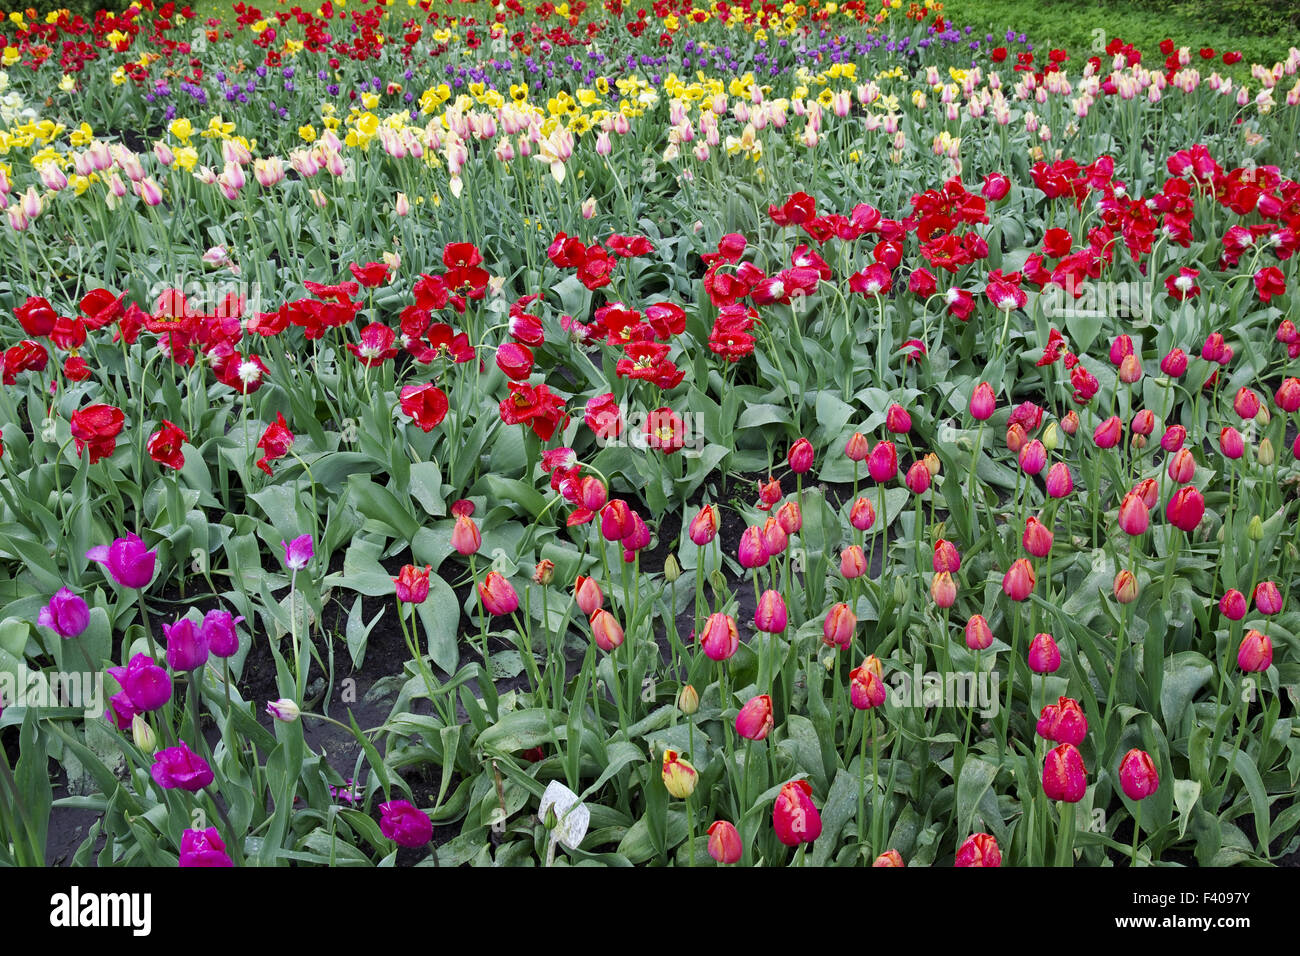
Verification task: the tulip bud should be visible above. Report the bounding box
[688,504,719,545]
[699,613,739,660]
[1117,492,1150,536]
[933,539,961,573]
[1253,580,1282,615]
[1002,558,1036,601]
[1018,439,1046,475]
[873,849,905,867]
[266,698,301,722]
[1060,410,1079,435]
[1042,421,1060,451]
[822,602,856,650]
[905,460,931,494]
[840,545,867,579]
[849,661,886,709]
[849,497,876,531]
[663,554,682,583]
[969,382,996,420]
[451,514,482,555]
[738,525,769,569]
[677,684,700,715]
[1167,447,1196,483]
[845,432,869,461]
[1219,589,1248,620]
[1165,486,1205,532]
[1113,569,1139,603]
[736,694,774,741]
[788,437,815,473]
[867,441,898,482]
[1037,696,1088,745]
[1022,516,1054,557]
[754,590,788,633]
[773,780,822,846]
[131,714,157,753]
[477,571,519,615]
[1161,424,1186,451]
[1219,426,1244,459]
[1093,415,1122,449]
[1005,422,1027,453]
[1045,462,1074,498]
[954,832,1001,867]
[574,575,604,616]
[761,516,788,557]
[1257,437,1274,467]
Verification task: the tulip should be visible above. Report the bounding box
[1117,353,1143,384]
[38,587,90,639]
[588,609,625,652]
[86,533,157,590]
[163,618,209,672]
[969,382,996,420]
[760,517,788,556]
[754,590,787,633]
[280,534,314,571]
[1165,486,1205,532]
[1275,377,1300,413]
[849,497,876,531]
[1113,569,1139,603]
[151,742,214,791]
[822,602,856,650]
[1219,589,1248,620]
[933,539,961,573]
[1037,696,1088,746]
[1117,492,1149,536]
[1060,410,1079,435]
[1167,448,1196,483]
[773,780,822,846]
[131,714,156,753]
[775,500,802,534]
[1045,462,1073,498]
[1219,426,1244,459]
[1093,415,1122,449]
[393,564,432,604]
[965,614,994,650]
[885,404,912,434]
[1160,348,1188,377]
[873,849,905,867]
[930,571,957,608]
[1028,632,1061,673]
[736,694,774,741]
[1253,581,1283,615]
[738,525,768,568]
[1042,743,1087,802]
[1005,422,1027,453]
[845,432,869,461]
[106,654,172,717]
[1018,439,1046,475]
[1161,424,1186,451]
[905,460,931,494]
[601,500,633,541]
[849,662,886,709]
[378,800,433,847]
[1022,516,1053,558]
[477,571,519,616]
[179,827,234,867]
[1002,558,1036,601]
[1233,387,1261,420]
[788,437,814,473]
[954,832,1001,867]
[867,440,897,482]
[677,685,700,715]
[574,576,603,616]
[1118,749,1160,800]
[1237,630,1272,672]
[688,504,719,545]
[707,821,743,864]
[662,749,698,798]
[699,613,739,661]
[982,172,1010,200]
[451,514,482,555]
[266,698,301,722]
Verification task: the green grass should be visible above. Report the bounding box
[942,0,1300,71]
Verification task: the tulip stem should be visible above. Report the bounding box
[965,420,986,544]
[857,710,867,850]
[1056,800,1075,867]
[1130,801,1143,867]
[685,794,695,867]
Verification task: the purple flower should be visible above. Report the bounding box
[281,534,314,571]
[38,587,90,639]
[378,800,432,847]
[151,742,214,791]
[179,827,233,867]
[202,610,245,658]
[163,617,210,672]
[86,533,157,589]
[107,653,172,714]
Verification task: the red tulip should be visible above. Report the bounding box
[147,420,187,470]
[736,694,774,741]
[1237,630,1272,672]
[954,832,1001,867]
[840,545,867,579]
[965,614,993,650]
[1276,377,1300,413]
[70,404,125,464]
[867,441,897,482]
[1045,462,1073,498]
[822,602,856,650]
[788,437,815,473]
[254,412,294,475]
[1028,632,1061,673]
[1165,486,1205,532]
[849,660,887,709]
[981,172,1010,201]
[1002,559,1036,601]
[589,608,625,651]
[1042,743,1087,802]
[1037,696,1088,746]
[1219,589,1247,621]
[1166,448,1196,484]
[1233,387,1260,420]
[707,821,743,864]
[400,382,449,431]
[1219,426,1244,459]
[1161,424,1186,452]
[477,572,519,616]
[393,564,432,604]
[1093,415,1122,449]
[885,404,912,434]
[905,460,931,494]
[738,525,769,569]
[699,612,739,661]
[1117,492,1149,536]
[1118,749,1160,801]
[1018,439,1046,475]
[754,590,788,633]
[773,780,822,846]
[775,500,802,534]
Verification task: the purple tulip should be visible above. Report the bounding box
[178,827,234,867]
[202,609,245,658]
[151,742,214,791]
[86,533,157,590]
[378,800,433,847]
[37,587,90,639]
[105,691,139,731]
[163,618,210,672]
[281,534,314,571]
[106,653,173,713]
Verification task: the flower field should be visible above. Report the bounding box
[0,0,1298,870]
